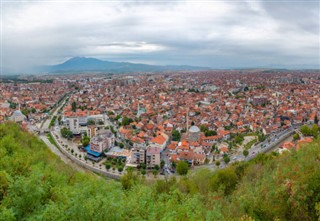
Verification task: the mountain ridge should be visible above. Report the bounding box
[37,57,211,73]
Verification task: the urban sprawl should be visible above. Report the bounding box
[1,70,319,178]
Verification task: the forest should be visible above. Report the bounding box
[0,122,319,221]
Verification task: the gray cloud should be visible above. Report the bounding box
[2,1,319,73]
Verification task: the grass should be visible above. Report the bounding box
[244,138,257,150]
[47,133,59,148]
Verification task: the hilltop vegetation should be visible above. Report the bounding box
[0,122,319,220]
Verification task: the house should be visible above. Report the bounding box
[149,132,168,150]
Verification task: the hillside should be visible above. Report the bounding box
[37,57,210,73]
[0,122,319,220]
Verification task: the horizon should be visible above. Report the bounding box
[1,1,319,74]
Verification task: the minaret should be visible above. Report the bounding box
[137,102,140,117]
[186,111,189,131]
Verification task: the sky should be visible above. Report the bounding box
[1,0,320,73]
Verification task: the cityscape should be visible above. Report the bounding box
[1,69,319,179]
[0,0,319,220]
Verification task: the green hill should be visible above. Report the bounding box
[0,122,319,220]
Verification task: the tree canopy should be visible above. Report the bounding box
[0,122,319,220]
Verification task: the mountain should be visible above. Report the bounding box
[38,57,211,73]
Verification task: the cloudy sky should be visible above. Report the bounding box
[1,0,319,72]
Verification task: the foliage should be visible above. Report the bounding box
[121,116,133,126]
[200,125,217,137]
[300,124,319,137]
[0,122,319,220]
[171,129,181,141]
[243,149,249,157]
[293,133,300,141]
[71,101,77,112]
[223,155,230,164]
[244,138,257,149]
[81,135,90,147]
[49,116,57,128]
[60,127,73,139]
[176,161,189,175]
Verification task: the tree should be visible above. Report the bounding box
[120,169,139,190]
[293,133,300,141]
[81,135,90,147]
[176,161,189,175]
[200,125,208,132]
[171,129,181,141]
[118,166,123,173]
[141,169,146,176]
[172,161,176,169]
[105,163,111,170]
[300,125,310,136]
[121,116,133,126]
[223,155,230,164]
[160,160,165,169]
[152,170,159,177]
[205,130,217,137]
[243,149,249,157]
[118,143,124,148]
[31,108,36,113]
[154,165,160,171]
[87,119,95,125]
[216,161,221,167]
[311,124,319,138]
[140,163,146,170]
[315,115,319,125]
[60,127,73,139]
[71,101,77,112]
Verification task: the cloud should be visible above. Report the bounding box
[2,0,319,73]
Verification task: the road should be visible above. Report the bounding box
[37,92,92,174]
[39,134,88,173]
[197,125,299,171]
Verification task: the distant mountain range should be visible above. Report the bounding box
[37,57,211,73]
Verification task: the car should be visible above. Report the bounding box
[232,157,237,160]
[252,151,255,155]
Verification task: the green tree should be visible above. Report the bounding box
[105,163,111,170]
[310,124,319,137]
[121,116,133,126]
[171,129,181,141]
[300,124,310,136]
[200,125,208,132]
[160,160,165,169]
[154,165,160,171]
[152,170,159,177]
[243,149,249,157]
[315,115,319,125]
[293,133,300,141]
[71,101,77,112]
[81,135,90,147]
[118,166,123,173]
[120,169,139,190]
[223,155,230,164]
[176,161,189,175]
[60,127,73,139]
